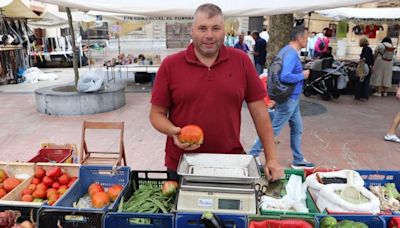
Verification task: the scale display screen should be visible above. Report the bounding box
[218,199,241,210]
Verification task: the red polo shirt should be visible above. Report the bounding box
[151,43,266,171]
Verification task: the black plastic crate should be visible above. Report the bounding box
[103,170,175,228]
[37,207,104,228]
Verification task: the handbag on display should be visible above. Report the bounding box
[4,20,21,45]
[24,21,36,44]
[17,20,28,48]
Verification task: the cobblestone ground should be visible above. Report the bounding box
[0,70,399,170]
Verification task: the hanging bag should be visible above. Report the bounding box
[4,20,21,45]
[24,21,36,44]
[1,20,14,45]
[355,59,369,82]
[17,20,28,48]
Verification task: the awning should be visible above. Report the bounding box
[35,0,376,17]
[317,7,400,21]
[29,11,97,28]
[0,0,44,18]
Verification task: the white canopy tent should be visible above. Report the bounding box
[29,11,96,28]
[0,0,44,18]
[36,0,376,17]
[317,7,400,21]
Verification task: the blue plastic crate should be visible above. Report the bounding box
[53,165,131,211]
[316,215,386,228]
[175,212,247,228]
[356,169,400,190]
[37,207,104,228]
[104,212,174,228]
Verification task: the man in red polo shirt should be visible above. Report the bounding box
[150,3,283,181]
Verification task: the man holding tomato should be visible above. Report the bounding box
[150,3,283,181]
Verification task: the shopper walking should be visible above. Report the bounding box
[270,26,315,169]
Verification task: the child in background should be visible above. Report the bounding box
[249,74,276,165]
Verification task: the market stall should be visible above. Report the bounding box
[3,1,400,227]
[0,121,397,227]
[298,7,400,98]
[27,11,93,68]
[0,0,44,84]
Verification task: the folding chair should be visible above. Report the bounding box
[80,121,127,166]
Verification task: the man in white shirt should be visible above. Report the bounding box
[244,31,255,51]
[260,28,269,44]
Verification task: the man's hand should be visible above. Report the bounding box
[267,100,276,109]
[171,127,201,151]
[303,69,310,79]
[264,159,284,181]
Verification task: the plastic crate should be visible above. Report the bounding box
[356,169,400,215]
[260,169,321,216]
[104,212,174,228]
[0,163,80,207]
[304,167,338,177]
[175,212,247,228]
[53,165,130,211]
[37,207,104,228]
[28,148,72,163]
[103,170,175,228]
[248,214,317,228]
[315,215,386,228]
[356,170,400,190]
[260,168,304,181]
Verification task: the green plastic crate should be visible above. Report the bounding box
[248,214,317,228]
[259,169,324,217]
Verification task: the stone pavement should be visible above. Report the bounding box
[0,68,399,171]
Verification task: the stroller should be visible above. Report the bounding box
[303,58,348,100]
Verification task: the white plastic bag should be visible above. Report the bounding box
[23,67,58,83]
[337,74,348,90]
[316,183,380,213]
[306,170,364,191]
[260,174,309,213]
[77,69,104,92]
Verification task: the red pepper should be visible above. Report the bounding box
[390,217,400,228]
[249,219,313,228]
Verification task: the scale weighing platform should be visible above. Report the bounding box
[177,179,257,215]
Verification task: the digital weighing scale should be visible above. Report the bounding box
[176,153,260,215]
[177,179,257,214]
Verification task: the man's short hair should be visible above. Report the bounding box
[194,3,223,19]
[251,30,259,36]
[290,26,308,41]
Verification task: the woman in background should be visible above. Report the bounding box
[355,37,374,101]
[370,37,394,97]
